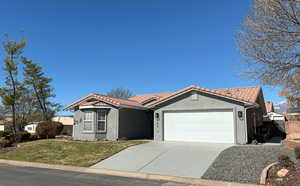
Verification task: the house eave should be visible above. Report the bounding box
[79,105,112,109]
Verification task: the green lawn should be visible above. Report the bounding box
[0,139,146,167]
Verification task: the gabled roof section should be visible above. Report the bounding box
[146,85,262,108]
[64,93,146,110]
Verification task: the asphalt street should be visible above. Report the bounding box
[0,164,194,186]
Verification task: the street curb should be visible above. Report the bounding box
[0,159,260,186]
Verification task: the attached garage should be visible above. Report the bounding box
[148,86,266,144]
[163,110,235,143]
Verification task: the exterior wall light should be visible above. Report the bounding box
[155,113,160,120]
[238,111,243,119]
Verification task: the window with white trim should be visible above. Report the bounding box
[96,110,107,132]
[83,111,93,131]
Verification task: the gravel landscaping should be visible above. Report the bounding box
[201,145,296,184]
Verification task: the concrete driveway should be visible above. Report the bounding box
[91,141,233,178]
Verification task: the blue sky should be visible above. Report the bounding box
[0,0,284,113]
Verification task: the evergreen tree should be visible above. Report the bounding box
[22,57,60,121]
[0,37,26,133]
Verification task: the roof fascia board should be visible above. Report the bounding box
[79,105,112,109]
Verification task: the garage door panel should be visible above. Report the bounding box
[163,110,234,143]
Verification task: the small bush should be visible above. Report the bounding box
[295,147,300,160]
[0,137,12,148]
[36,121,63,139]
[4,131,31,143]
[0,131,10,138]
[15,131,31,142]
[278,154,294,168]
[29,133,38,141]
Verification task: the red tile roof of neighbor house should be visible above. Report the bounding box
[65,85,262,110]
[265,101,274,112]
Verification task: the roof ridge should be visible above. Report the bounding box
[130,92,173,97]
[213,86,261,90]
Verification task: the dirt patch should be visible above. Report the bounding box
[267,161,300,186]
[0,144,18,155]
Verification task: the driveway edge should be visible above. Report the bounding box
[0,159,260,186]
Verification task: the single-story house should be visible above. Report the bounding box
[0,121,4,132]
[65,85,267,144]
[24,122,38,133]
[24,116,74,135]
[52,115,74,135]
[264,101,285,134]
[0,115,12,132]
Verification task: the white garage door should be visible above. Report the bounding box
[163,110,235,143]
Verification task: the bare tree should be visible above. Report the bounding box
[237,0,300,98]
[106,88,134,99]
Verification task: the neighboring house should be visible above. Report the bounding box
[0,121,4,132]
[52,115,74,135]
[24,116,74,135]
[264,101,285,133]
[24,122,39,134]
[274,101,288,113]
[65,85,267,144]
[0,115,12,132]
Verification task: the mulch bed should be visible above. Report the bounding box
[267,161,300,186]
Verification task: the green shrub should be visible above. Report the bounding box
[278,154,294,167]
[29,133,38,140]
[15,131,31,142]
[0,131,10,138]
[36,121,63,139]
[295,147,300,160]
[0,137,12,148]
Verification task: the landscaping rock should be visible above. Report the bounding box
[202,145,295,184]
[277,168,289,177]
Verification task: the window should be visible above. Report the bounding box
[96,110,107,132]
[83,111,93,131]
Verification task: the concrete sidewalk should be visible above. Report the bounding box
[92,141,233,178]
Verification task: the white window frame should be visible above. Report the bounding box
[83,111,93,132]
[96,110,107,132]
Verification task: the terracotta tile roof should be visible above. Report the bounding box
[65,93,145,110]
[265,101,274,112]
[129,92,173,106]
[65,85,263,110]
[146,85,262,107]
[212,86,262,103]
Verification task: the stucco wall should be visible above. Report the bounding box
[118,108,153,139]
[0,125,4,131]
[73,107,119,141]
[153,91,248,144]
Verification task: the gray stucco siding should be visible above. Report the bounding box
[153,91,248,144]
[73,107,119,141]
[118,108,153,139]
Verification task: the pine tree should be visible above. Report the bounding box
[22,57,60,121]
[0,37,26,133]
